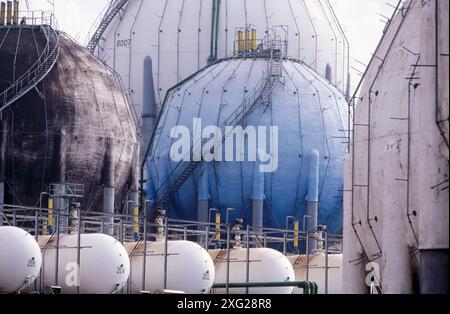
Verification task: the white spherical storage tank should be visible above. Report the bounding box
[40,233,130,294]
[92,0,349,116]
[0,226,42,294]
[212,247,295,294]
[125,240,215,294]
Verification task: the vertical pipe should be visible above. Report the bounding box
[251,29,257,51]
[0,118,6,226]
[245,225,250,294]
[215,213,221,242]
[142,218,147,292]
[133,206,139,240]
[237,31,244,53]
[6,1,11,25]
[293,220,299,252]
[34,210,39,291]
[12,0,17,25]
[198,164,209,243]
[54,209,60,286]
[103,138,115,236]
[163,217,168,290]
[76,208,81,294]
[129,148,140,241]
[251,160,264,233]
[306,150,320,254]
[245,29,251,52]
[142,57,156,162]
[0,3,6,26]
[226,224,230,294]
[325,230,328,294]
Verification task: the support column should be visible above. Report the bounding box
[0,118,7,225]
[252,160,264,233]
[129,146,140,240]
[103,138,115,236]
[52,131,68,229]
[306,150,320,254]
[197,164,209,244]
[141,56,156,162]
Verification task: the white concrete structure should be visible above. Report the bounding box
[0,226,42,293]
[39,233,130,294]
[125,240,215,294]
[343,0,449,294]
[211,247,295,294]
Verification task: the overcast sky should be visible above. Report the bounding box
[22,0,398,86]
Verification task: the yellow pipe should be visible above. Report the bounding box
[12,0,17,25]
[237,31,244,53]
[245,29,251,52]
[0,3,6,26]
[6,1,11,25]
[215,213,221,241]
[293,220,299,249]
[251,29,257,51]
[133,206,139,234]
[47,198,54,229]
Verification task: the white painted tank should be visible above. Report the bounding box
[288,252,343,294]
[0,226,42,293]
[93,0,349,115]
[125,240,215,294]
[211,247,295,294]
[39,233,130,294]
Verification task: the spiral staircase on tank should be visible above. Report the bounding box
[87,0,129,54]
[153,36,286,211]
[0,25,60,113]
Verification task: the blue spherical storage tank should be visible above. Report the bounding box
[145,57,347,235]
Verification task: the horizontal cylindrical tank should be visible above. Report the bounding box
[211,247,295,294]
[0,226,42,293]
[124,240,215,294]
[39,233,130,294]
[288,252,343,294]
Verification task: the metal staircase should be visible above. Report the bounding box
[154,35,285,211]
[87,0,129,53]
[0,25,59,113]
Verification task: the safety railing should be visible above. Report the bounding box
[0,14,59,113]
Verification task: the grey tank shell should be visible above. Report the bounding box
[0,27,138,211]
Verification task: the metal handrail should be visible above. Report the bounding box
[87,0,129,53]
[0,23,59,113]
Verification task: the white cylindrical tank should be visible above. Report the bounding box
[39,233,130,294]
[0,226,42,293]
[212,247,295,294]
[288,252,343,294]
[125,240,215,294]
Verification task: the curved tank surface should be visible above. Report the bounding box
[0,26,138,212]
[124,240,215,294]
[146,58,347,233]
[39,233,130,294]
[211,247,295,294]
[288,252,343,294]
[0,226,42,293]
[91,0,350,154]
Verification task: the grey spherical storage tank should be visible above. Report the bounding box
[0,25,139,216]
